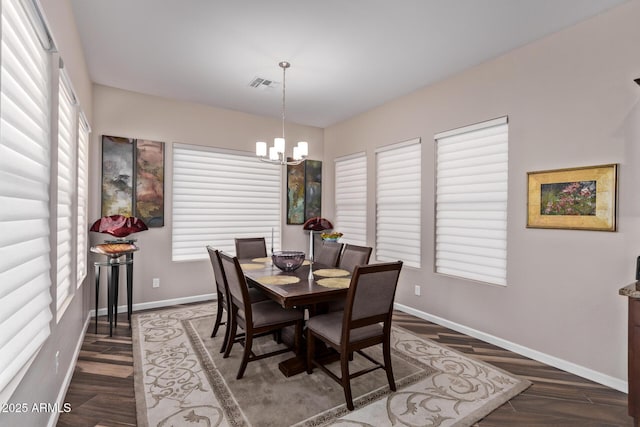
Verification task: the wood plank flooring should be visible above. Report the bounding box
[57,306,632,426]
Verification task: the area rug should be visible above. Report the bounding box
[132,303,530,426]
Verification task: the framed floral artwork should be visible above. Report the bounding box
[527,164,618,231]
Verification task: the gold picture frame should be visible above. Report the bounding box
[527,164,618,231]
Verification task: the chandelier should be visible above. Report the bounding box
[255,61,308,165]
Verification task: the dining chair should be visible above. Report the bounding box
[206,246,268,353]
[306,261,403,410]
[338,244,372,273]
[313,241,343,267]
[326,244,373,312]
[219,251,304,379]
[234,237,267,259]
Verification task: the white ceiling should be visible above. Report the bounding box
[69,0,626,128]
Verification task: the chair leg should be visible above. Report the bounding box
[237,332,253,379]
[220,307,231,353]
[211,295,224,338]
[341,353,354,410]
[223,312,237,359]
[383,336,396,391]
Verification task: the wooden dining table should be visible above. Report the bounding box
[240,257,352,376]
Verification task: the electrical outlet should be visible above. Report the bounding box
[152,278,160,288]
[414,285,421,296]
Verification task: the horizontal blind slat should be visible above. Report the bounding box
[376,141,421,267]
[435,119,508,285]
[335,153,367,246]
[172,145,281,260]
[0,0,53,398]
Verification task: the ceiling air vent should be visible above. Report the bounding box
[248,77,279,89]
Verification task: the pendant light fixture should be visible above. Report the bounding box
[255,61,308,165]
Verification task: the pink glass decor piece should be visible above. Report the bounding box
[90,215,148,237]
[302,217,333,231]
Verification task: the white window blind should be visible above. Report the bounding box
[334,153,367,246]
[375,138,421,268]
[0,0,53,401]
[435,117,508,286]
[56,73,76,316]
[172,144,282,261]
[76,114,89,287]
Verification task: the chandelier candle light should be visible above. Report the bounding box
[256,61,308,165]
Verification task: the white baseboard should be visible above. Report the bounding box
[90,293,216,317]
[394,302,628,393]
[47,312,92,427]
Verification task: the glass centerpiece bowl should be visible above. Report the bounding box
[272,250,306,272]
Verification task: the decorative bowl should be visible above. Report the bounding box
[272,251,306,272]
[321,232,343,242]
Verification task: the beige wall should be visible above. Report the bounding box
[323,0,640,386]
[89,85,324,309]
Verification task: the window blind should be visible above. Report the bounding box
[334,153,367,246]
[375,138,421,268]
[76,114,89,287]
[435,117,508,286]
[172,144,282,261]
[56,72,76,316]
[0,0,52,400]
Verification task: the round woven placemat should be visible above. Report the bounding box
[240,263,265,271]
[316,277,351,289]
[252,257,272,263]
[255,275,300,285]
[313,268,350,278]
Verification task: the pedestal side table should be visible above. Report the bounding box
[91,242,138,336]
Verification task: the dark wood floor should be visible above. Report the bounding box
[57,306,632,426]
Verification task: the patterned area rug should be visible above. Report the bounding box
[132,303,530,426]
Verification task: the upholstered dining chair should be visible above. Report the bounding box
[219,251,304,379]
[206,246,267,353]
[313,241,343,267]
[338,244,372,273]
[326,244,373,312]
[234,237,267,259]
[306,261,403,410]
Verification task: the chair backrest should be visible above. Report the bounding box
[338,244,372,273]
[206,246,227,296]
[314,241,343,267]
[219,252,251,320]
[343,261,403,333]
[235,237,267,259]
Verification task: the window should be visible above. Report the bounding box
[375,138,421,268]
[76,114,90,287]
[172,143,282,261]
[334,153,367,246]
[0,0,53,401]
[434,117,508,286]
[56,72,77,316]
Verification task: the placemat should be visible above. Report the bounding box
[255,275,301,285]
[317,277,351,288]
[240,263,266,271]
[314,268,350,277]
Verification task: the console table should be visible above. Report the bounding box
[620,282,640,427]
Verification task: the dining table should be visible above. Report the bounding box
[240,256,352,376]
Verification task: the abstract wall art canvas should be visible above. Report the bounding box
[101,135,165,227]
[286,159,322,225]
